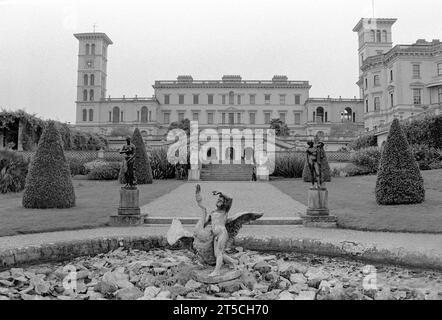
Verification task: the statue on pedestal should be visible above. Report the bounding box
[306,141,325,189]
[167,184,263,280]
[120,137,136,189]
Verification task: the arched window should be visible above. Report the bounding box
[342,107,352,122]
[149,111,152,122]
[370,30,375,42]
[229,91,234,105]
[376,30,381,43]
[91,44,95,55]
[382,30,388,42]
[316,107,324,123]
[84,74,88,86]
[83,89,87,101]
[85,44,90,55]
[89,109,94,121]
[89,89,94,101]
[90,74,94,86]
[141,106,148,123]
[112,106,120,123]
[82,109,87,121]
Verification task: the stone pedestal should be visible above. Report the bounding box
[302,187,337,228]
[188,169,200,181]
[109,188,145,226]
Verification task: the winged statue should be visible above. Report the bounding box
[167,184,263,277]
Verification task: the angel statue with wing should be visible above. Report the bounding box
[167,184,263,278]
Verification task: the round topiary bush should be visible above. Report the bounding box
[132,128,153,184]
[375,119,425,205]
[302,150,331,183]
[22,121,76,208]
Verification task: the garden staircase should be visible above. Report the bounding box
[200,164,254,181]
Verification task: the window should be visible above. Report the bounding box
[229,91,234,105]
[89,109,93,121]
[365,99,369,113]
[84,74,88,86]
[149,111,152,122]
[237,113,241,124]
[112,107,120,123]
[163,112,170,124]
[390,93,394,107]
[370,30,375,42]
[82,109,87,121]
[279,95,286,105]
[294,113,301,125]
[108,111,112,122]
[237,95,241,105]
[90,74,94,86]
[294,95,301,105]
[141,106,148,123]
[264,112,271,124]
[374,97,380,111]
[279,113,286,123]
[91,44,95,55]
[374,75,380,87]
[264,94,271,105]
[85,44,90,55]
[89,89,94,101]
[390,70,393,82]
[438,63,442,76]
[342,107,352,122]
[137,111,140,121]
[222,95,226,105]
[222,113,226,124]
[178,112,185,122]
[413,64,421,79]
[208,94,214,105]
[413,89,422,105]
[164,95,170,105]
[121,111,124,122]
[193,94,199,105]
[438,88,442,103]
[376,30,381,42]
[249,112,256,125]
[365,78,368,89]
[316,107,324,123]
[207,112,214,124]
[83,89,87,101]
[249,94,256,105]
[179,95,184,104]
[382,30,388,42]
[228,113,234,125]
[192,112,199,122]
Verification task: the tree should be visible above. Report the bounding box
[22,121,75,208]
[168,119,191,136]
[375,119,425,205]
[270,118,290,137]
[131,128,153,184]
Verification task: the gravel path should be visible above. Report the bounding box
[140,182,306,218]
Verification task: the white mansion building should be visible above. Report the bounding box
[74,33,364,151]
[74,17,441,150]
[353,18,442,143]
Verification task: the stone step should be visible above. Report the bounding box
[144,216,303,225]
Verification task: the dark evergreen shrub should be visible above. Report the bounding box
[22,121,75,208]
[350,147,382,174]
[271,153,305,178]
[87,162,121,180]
[132,128,153,184]
[349,134,378,151]
[0,150,29,193]
[375,119,425,205]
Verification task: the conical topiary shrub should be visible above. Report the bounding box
[22,121,75,208]
[375,119,425,205]
[302,151,331,183]
[132,128,153,184]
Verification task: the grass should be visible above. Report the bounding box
[0,180,183,237]
[270,169,442,234]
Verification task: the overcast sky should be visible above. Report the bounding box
[1,0,441,123]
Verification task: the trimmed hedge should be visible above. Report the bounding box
[350,134,378,151]
[22,121,76,208]
[87,162,121,180]
[302,151,331,183]
[375,119,425,205]
[403,114,442,149]
[350,147,381,174]
[132,128,153,184]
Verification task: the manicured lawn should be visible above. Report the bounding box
[270,169,442,234]
[0,180,183,237]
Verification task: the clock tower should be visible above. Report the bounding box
[74,32,113,124]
